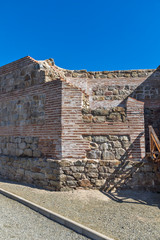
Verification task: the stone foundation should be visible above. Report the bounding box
[0,156,159,192]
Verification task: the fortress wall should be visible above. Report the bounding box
[0,57,159,191]
[0,58,64,162]
[78,68,160,150]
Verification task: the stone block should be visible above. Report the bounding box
[19,142,27,150]
[93,116,106,123]
[72,173,82,180]
[90,142,99,149]
[87,172,98,178]
[74,160,86,166]
[83,115,92,123]
[95,179,106,187]
[92,136,108,143]
[122,141,130,150]
[91,109,109,116]
[87,150,101,159]
[113,141,122,148]
[120,136,129,141]
[83,135,92,141]
[116,148,126,157]
[102,151,115,160]
[108,135,118,141]
[60,174,67,181]
[99,143,109,151]
[24,149,32,157]
[78,179,91,187]
[107,113,122,122]
[33,150,41,157]
[70,166,78,173]
[82,108,91,114]
[59,160,71,167]
[66,180,77,187]
[25,136,33,144]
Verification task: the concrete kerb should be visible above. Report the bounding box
[0,188,114,240]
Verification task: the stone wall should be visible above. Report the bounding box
[0,157,60,190]
[58,159,160,192]
[60,68,154,79]
[92,84,159,101]
[1,157,159,192]
[0,95,45,126]
[0,56,159,192]
[0,62,62,159]
[0,136,41,157]
[84,135,130,160]
[82,107,126,123]
[0,62,44,93]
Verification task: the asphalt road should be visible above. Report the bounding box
[0,194,90,240]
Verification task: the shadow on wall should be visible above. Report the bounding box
[121,67,160,151]
[100,132,160,192]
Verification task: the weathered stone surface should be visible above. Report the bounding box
[108,135,118,141]
[0,95,45,127]
[83,136,92,141]
[91,109,109,116]
[83,106,126,123]
[99,143,109,151]
[95,179,106,187]
[120,136,129,141]
[78,179,91,187]
[92,136,108,143]
[83,115,92,123]
[24,149,32,157]
[102,151,115,160]
[19,142,27,149]
[87,150,101,159]
[59,161,71,167]
[90,142,99,149]
[87,172,98,178]
[0,136,42,157]
[33,150,41,157]
[113,141,122,148]
[73,173,82,180]
[93,116,106,123]
[82,108,91,114]
[107,113,122,122]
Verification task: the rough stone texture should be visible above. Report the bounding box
[0,157,159,192]
[0,61,44,94]
[61,68,154,79]
[0,95,45,126]
[0,136,41,157]
[92,84,159,101]
[82,107,126,123]
[84,134,130,161]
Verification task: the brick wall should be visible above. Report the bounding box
[0,59,62,159]
[0,56,159,191]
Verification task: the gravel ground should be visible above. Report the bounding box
[0,194,90,240]
[0,180,160,240]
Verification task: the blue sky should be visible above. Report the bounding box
[0,0,160,71]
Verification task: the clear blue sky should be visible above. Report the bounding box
[0,0,160,71]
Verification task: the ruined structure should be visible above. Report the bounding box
[0,56,159,191]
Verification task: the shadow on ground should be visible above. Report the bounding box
[101,189,160,209]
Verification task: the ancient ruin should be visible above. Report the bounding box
[0,56,159,191]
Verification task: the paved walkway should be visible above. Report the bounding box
[0,193,90,240]
[0,180,160,240]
